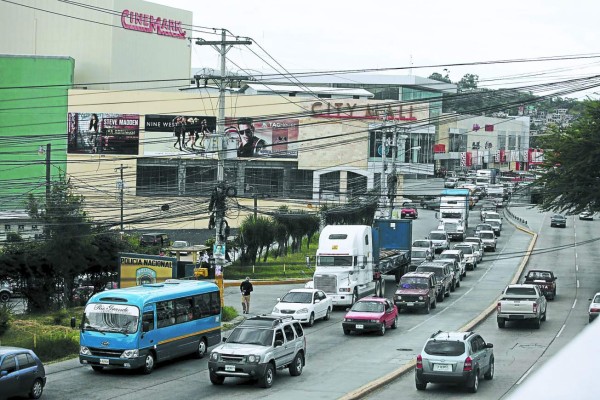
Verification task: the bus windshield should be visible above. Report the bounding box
[84,304,140,334]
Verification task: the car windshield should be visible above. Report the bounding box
[412,250,428,258]
[416,267,443,278]
[429,233,446,240]
[172,241,187,248]
[480,232,495,239]
[399,277,429,290]
[425,340,466,356]
[83,304,140,334]
[226,327,274,346]
[413,240,430,248]
[350,301,384,313]
[553,215,565,219]
[440,254,458,261]
[476,225,492,231]
[594,295,600,303]
[281,292,312,304]
[455,246,473,254]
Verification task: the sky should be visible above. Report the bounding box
[153,0,600,98]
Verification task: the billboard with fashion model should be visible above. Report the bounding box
[67,113,139,155]
[225,117,299,159]
[144,114,217,156]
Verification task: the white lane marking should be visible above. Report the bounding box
[577,280,580,288]
[517,366,535,385]
[407,288,474,333]
[576,253,578,259]
[576,264,579,272]
[572,299,578,309]
[556,324,566,338]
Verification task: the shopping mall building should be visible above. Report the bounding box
[0,0,531,232]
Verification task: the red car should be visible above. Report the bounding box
[342,296,398,336]
[401,207,418,219]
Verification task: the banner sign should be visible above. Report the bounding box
[225,117,299,159]
[144,114,216,156]
[118,253,176,288]
[68,113,139,155]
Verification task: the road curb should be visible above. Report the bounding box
[339,225,538,399]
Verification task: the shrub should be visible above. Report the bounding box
[222,305,238,322]
[0,303,14,335]
[52,309,69,325]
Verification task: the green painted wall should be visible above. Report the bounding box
[0,56,74,210]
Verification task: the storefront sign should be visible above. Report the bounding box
[311,101,416,121]
[121,9,186,39]
[119,253,176,288]
[67,112,139,155]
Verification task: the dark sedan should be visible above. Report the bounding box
[550,214,567,228]
[420,198,441,210]
[0,346,46,399]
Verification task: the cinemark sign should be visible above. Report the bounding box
[121,9,186,39]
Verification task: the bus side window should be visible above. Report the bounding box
[175,297,193,324]
[157,300,175,328]
[209,291,221,316]
[194,295,209,319]
[142,310,154,331]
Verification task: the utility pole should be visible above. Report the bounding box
[196,30,252,305]
[388,125,398,219]
[45,143,51,204]
[115,164,129,232]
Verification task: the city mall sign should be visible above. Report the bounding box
[121,9,186,39]
[311,101,417,121]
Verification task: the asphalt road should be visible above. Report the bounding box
[39,179,543,400]
[366,206,600,399]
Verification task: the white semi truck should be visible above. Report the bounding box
[437,189,470,241]
[310,219,412,306]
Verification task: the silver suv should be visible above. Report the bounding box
[416,330,494,393]
[208,315,306,388]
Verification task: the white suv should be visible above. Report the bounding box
[427,230,450,254]
[439,249,467,277]
[477,230,497,252]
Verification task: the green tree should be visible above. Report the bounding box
[457,73,479,91]
[428,71,451,83]
[533,100,600,213]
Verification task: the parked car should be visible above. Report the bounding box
[416,262,453,302]
[412,240,435,259]
[169,240,190,255]
[427,230,450,254]
[0,281,14,302]
[208,315,306,388]
[415,330,494,393]
[550,214,567,228]
[342,296,398,336]
[589,292,600,323]
[271,289,332,326]
[394,272,438,314]
[523,270,557,300]
[579,211,594,221]
[401,207,419,219]
[0,346,47,399]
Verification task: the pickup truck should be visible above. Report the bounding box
[523,269,557,300]
[497,284,547,329]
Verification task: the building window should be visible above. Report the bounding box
[18,225,25,231]
[31,225,38,231]
[4,225,10,231]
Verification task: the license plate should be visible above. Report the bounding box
[225,365,235,372]
[99,358,109,365]
[433,364,452,372]
[407,302,415,306]
[356,324,364,329]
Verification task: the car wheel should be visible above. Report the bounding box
[194,337,208,359]
[437,291,444,302]
[533,317,541,329]
[260,363,275,388]
[444,286,450,297]
[424,300,431,314]
[392,315,398,329]
[141,352,155,374]
[467,370,479,393]
[91,366,104,372]
[29,378,44,399]
[431,298,437,309]
[450,280,456,292]
[492,246,497,252]
[351,290,358,305]
[307,312,315,327]
[210,371,224,385]
[484,357,494,380]
[541,310,547,322]
[415,379,427,391]
[497,318,505,329]
[289,352,304,376]
[343,328,351,335]
[0,292,10,302]
[378,322,386,336]
[456,279,461,288]
[324,307,331,321]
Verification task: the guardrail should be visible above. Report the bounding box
[504,204,528,225]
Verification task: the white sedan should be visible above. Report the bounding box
[272,289,333,327]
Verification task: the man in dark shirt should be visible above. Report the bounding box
[240,277,254,314]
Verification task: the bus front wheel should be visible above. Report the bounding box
[195,338,208,359]
[141,352,155,374]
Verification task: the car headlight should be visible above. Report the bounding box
[272,307,279,313]
[210,352,219,361]
[344,318,350,322]
[247,355,261,363]
[418,296,424,300]
[395,295,401,300]
[296,308,309,314]
[371,319,380,323]
[339,288,351,293]
[80,346,91,356]
[120,349,139,359]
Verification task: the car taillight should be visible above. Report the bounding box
[463,356,473,371]
[497,302,501,312]
[533,303,538,313]
[591,308,600,313]
[416,354,423,369]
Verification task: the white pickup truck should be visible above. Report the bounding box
[497,284,547,329]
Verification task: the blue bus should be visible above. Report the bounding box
[79,279,221,374]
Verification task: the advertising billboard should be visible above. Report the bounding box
[144,114,217,156]
[118,253,176,288]
[225,117,299,159]
[68,113,139,155]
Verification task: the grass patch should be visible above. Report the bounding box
[0,308,83,363]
